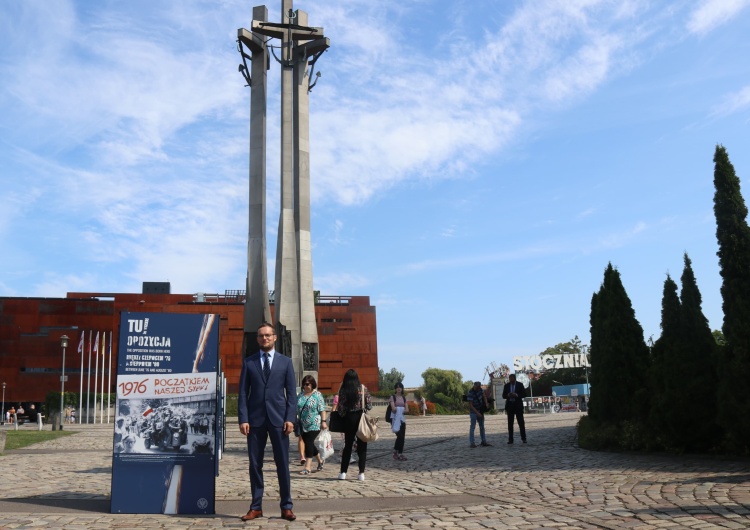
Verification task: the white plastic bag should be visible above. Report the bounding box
[314,428,334,460]
[391,406,404,433]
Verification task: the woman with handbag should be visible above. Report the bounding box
[335,369,372,481]
[296,375,327,475]
[390,382,408,460]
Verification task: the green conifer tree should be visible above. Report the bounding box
[652,256,717,451]
[713,145,750,452]
[649,274,681,444]
[677,253,717,451]
[588,263,650,425]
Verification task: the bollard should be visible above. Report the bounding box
[37,413,44,431]
[13,413,18,431]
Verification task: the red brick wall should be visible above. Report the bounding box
[0,294,378,403]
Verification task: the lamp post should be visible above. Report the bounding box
[515,372,532,399]
[59,335,69,430]
[2,381,6,425]
[584,366,589,394]
[580,344,590,399]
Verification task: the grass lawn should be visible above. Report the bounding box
[1,430,76,452]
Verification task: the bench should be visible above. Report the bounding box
[14,414,42,426]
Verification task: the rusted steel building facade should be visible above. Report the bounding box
[0,290,378,404]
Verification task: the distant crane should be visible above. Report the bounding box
[484,362,510,382]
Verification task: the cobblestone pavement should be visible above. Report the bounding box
[1,413,749,529]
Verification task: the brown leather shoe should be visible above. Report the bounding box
[240,509,263,521]
[280,508,296,521]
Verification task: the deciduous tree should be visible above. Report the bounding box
[533,337,589,395]
[420,368,465,408]
[378,367,406,393]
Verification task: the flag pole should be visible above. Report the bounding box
[93,331,100,424]
[78,332,85,424]
[86,330,92,423]
[100,332,105,423]
[107,332,112,423]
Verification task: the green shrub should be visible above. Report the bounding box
[225,394,238,417]
[2,430,76,452]
[577,416,662,452]
[371,389,394,399]
[433,402,468,415]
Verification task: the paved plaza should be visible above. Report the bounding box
[1,412,749,529]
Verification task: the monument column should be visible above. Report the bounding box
[241,1,329,384]
[238,6,271,357]
[274,0,302,374]
[293,9,320,379]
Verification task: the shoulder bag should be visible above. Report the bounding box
[356,385,379,442]
[328,394,345,433]
[385,395,394,424]
[328,411,345,432]
[295,394,313,437]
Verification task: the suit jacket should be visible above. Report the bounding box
[238,350,297,428]
[502,381,526,412]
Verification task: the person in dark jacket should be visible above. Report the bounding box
[335,369,372,481]
[237,322,297,522]
[502,374,527,444]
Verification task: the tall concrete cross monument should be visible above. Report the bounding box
[237,1,329,385]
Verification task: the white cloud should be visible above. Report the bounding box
[3,1,246,166]
[440,226,457,238]
[711,85,750,117]
[326,219,348,245]
[599,221,648,249]
[687,0,750,35]
[30,272,100,299]
[314,272,372,294]
[1,0,743,301]
[307,1,674,206]
[577,208,597,220]
[542,35,620,102]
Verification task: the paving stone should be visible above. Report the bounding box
[2,414,750,528]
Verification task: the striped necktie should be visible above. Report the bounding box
[263,353,271,381]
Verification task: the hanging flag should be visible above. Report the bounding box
[78,333,84,354]
[94,331,100,353]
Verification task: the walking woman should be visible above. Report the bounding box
[335,369,372,481]
[296,375,327,475]
[390,382,408,460]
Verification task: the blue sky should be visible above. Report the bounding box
[2,0,749,387]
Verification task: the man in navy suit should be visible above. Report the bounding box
[502,374,527,444]
[238,322,297,522]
